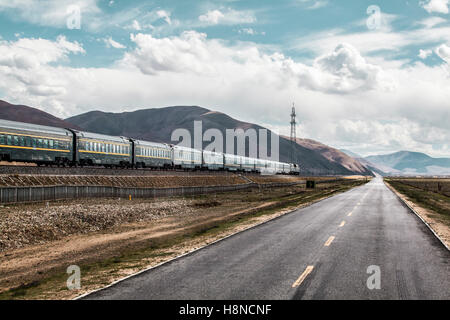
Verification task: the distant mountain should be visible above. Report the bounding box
[0,100,80,129]
[365,151,450,175]
[291,139,370,174]
[340,149,362,159]
[67,106,372,176]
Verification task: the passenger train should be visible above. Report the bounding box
[0,119,300,175]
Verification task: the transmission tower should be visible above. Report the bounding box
[290,103,296,164]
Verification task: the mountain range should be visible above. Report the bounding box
[340,150,450,176]
[0,100,372,176]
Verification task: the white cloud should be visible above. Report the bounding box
[436,43,450,62]
[156,10,172,25]
[421,0,449,14]
[103,37,126,49]
[307,1,328,10]
[238,28,265,36]
[295,0,329,10]
[0,35,84,69]
[198,8,256,25]
[0,0,101,28]
[418,16,447,28]
[131,19,141,31]
[121,32,392,94]
[292,23,450,58]
[418,49,432,59]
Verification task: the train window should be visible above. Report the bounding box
[0,135,4,145]
[53,140,58,149]
[25,137,31,147]
[6,135,11,145]
[31,138,36,148]
[18,136,24,146]
[13,136,18,145]
[49,140,54,149]
[43,139,48,148]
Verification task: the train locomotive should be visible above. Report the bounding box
[0,119,300,175]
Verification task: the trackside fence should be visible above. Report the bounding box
[0,181,306,204]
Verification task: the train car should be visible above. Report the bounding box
[289,163,300,175]
[224,153,242,171]
[133,139,172,169]
[202,150,224,170]
[255,158,267,173]
[241,156,256,172]
[173,145,202,170]
[0,119,73,165]
[280,162,290,174]
[75,131,132,167]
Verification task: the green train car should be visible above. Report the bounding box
[133,139,172,168]
[0,119,73,165]
[75,131,132,167]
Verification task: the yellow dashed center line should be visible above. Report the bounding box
[292,266,314,288]
[347,211,353,216]
[339,221,346,227]
[324,236,335,247]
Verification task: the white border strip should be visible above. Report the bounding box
[385,181,449,251]
[75,183,363,300]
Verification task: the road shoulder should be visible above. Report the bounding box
[385,181,450,250]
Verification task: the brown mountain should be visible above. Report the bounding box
[67,106,372,176]
[0,100,80,129]
[287,137,370,174]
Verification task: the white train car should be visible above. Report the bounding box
[202,150,224,170]
[173,146,202,169]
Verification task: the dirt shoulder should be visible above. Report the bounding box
[385,180,450,249]
[0,179,367,300]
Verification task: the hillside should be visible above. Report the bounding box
[67,106,372,176]
[365,151,450,175]
[290,138,369,174]
[0,100,79,129]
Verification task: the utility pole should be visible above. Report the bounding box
[290,103,296,164]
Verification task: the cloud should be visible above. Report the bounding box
[418,16,447,28]
[312,43,394,92]
[292,22,450,58]
[0,35,84,69]
[103,37,126,49]
[198,8,256,25]
[294,0,329,10]
[238,28,265,36]
[121,32,392,94]
[418,49,432,59]
[421,0,449,14]
[0,0,101,28]
[156,10,172,25]
[436,43,450,62]
[306,1,328,10]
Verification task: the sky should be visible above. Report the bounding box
[0,0,449,158]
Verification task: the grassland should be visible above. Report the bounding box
[385,178,450,222]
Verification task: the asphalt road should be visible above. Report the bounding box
[85,176,450,300]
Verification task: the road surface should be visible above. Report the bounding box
[85,176,450,300]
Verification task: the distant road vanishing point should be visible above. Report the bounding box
[84,176,450,300]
